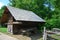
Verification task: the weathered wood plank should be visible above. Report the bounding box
[7,24,13,34]
[5,22,22,24]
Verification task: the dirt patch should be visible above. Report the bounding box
[0,32,19,40]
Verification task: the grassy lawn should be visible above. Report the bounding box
[0,27,7,33]
[51,34,60,40]
[39,34,60,40]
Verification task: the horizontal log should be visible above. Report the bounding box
[13,22,22,24]
[5,22,22,24]
[46,31,56,34]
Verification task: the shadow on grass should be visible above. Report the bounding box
[47,36,58,40]
[30,32,42,40]
[8,32,43,40]
[15,32,42,40]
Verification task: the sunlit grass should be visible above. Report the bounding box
[0,27,7,33]
[51,34,60,40]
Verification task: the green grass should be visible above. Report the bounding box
[39,34,60,40]
[0,27,7,33]
[51,34,60,40]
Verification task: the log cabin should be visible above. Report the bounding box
[1,6,45,35]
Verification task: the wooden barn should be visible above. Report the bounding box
[1,6,45,35]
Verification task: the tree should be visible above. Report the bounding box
[45,0,60,29]
[0,6,5,18]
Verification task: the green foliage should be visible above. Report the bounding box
[45,0,60,29]
[0,6,6,18]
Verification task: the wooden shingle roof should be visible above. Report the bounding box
[6,6,45,22]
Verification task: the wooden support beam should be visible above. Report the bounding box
[5,22,22,24]
[7,24,13,34]
[13,22,22,24]
[43,27,47,40]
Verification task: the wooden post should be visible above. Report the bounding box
[7,17,13,34]
[7,24,13,34]
[43,27,47,40]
